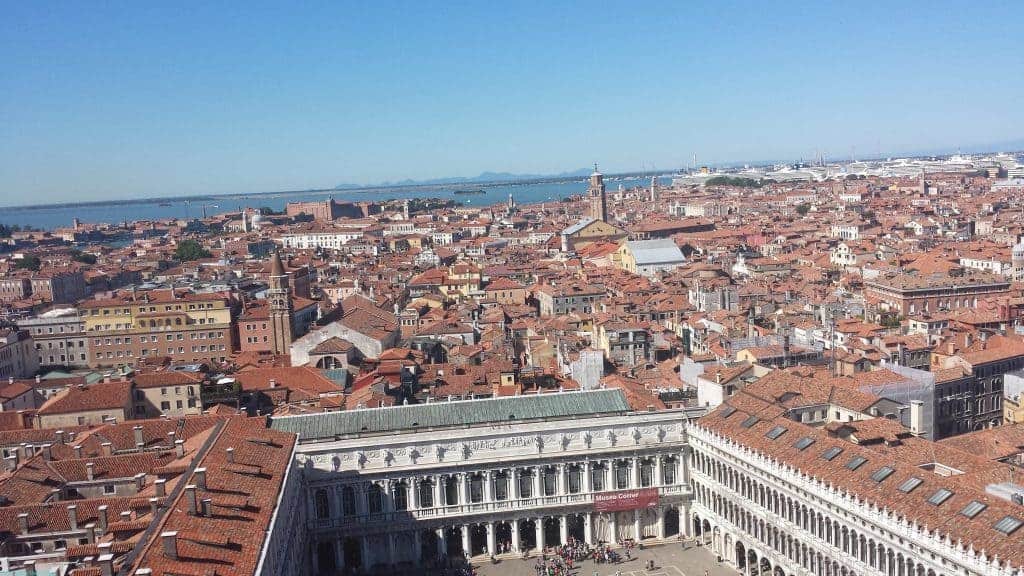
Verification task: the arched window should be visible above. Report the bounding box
[367,484,383,513]
[342,486,356,515]
[314,489,330,519]
[393,482,407,511]
[418,480,433,508]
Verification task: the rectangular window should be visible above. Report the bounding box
[927,488,954,506]
[821,447,843,461]
[103,484,115,495]
[543,471,556,496]
[959,501,987,518]
[897,477,923,493]
[518,473,532,498]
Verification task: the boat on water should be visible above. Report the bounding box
[158,202,172,206]
[452,189,485,195]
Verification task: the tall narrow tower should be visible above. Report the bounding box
[268,251,294,355]
[588,164,607,222]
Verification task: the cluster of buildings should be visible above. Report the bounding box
[1,153,1024,575]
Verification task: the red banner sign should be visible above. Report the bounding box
[593,488,659,512]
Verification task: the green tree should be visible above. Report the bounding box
[796,203,811,216]
[174,239,212,261]
[70,250,97,264]
[14,255,41,271]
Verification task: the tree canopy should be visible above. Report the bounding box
[14,255,41,271]
[174,239,212,261]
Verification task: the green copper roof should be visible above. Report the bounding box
[270,389,631,441]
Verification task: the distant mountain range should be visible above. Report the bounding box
[334,168,594,190]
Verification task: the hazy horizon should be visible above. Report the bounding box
[4,2,1024,204]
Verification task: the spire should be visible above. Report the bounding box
[270,251,285,277]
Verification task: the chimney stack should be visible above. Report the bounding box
[86,462,95,481]
[194,467,207,490]
[67,504,78,530]
[4,455,17,472]
[154,478,167,497]
[149,497,160,516]
[133,425,145,448]
[56,430,65,444]
[101,442,113,457]
[98,553,114,576]
[73,445,83,458]
[909,400,924,436]
[201,498,212,517]
[269,379,277,389]
[22,560,35,576]
[185,484,197,515]
[226,447,235,463]
[18,512,29,535]
[174,439,185,458]
[161,531,178,560]
[97,505,108,533]
[86,523,96,543]
[41,444,52,461]
[135,472,146,491]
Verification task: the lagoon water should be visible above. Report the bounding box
[1,177,667,231]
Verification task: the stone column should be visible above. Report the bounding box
[584,512,593,545]
[656,506,666,539]
[604,461,612,490]
[411,478,420,509]
[360,537,372,570]
[436,475,445,507]
[556,464,566,495]
[357,484,369,516]
[681,446,692,485]
[388,533,396,565]
[413,530,422,561]
[435,527,446,557]
[511,519,521,552]
[533,467,542,498]
[461,524,471,557]
[484,471,493,502]
[335,539,345,571]
[512,469,520,499]
[486,521,496,556]
[535,517,545,551]
[383,481,394,513]
[583,460,593,493]
[682,502,692,537]
[559,515,568,545]
[633,509,642,541]
[631,458,640,488]
[461,474,470,505]
[655,456,664,487]
[609,513,618,544]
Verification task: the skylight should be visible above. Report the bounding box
[927,488,953,506]
[721,405,737,418]
[994,516,1023,535]
[793,437,815,451]
[959,501,987,519]
[870,466,895,482]
[765,425,787,440]
[740,415,759,428]
[845,456,868,471]
[897,477,923,493]
[821,447,843,461]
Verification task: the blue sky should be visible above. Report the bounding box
[2,1,1023,203]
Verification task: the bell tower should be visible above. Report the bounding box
[588,163,607,222]
[268,251,294,355]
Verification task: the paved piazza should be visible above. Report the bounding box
[471,541,737,576]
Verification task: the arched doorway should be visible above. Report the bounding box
[747,549,758,575]
[343,537,361,570]
[519,519,537,551]
[317,541,335,574]
[759,556,771,576]
[566,514,585,542]
[445,527,463,557]
[543,516,561,546]
[470,524,487,556]
[692,514,703,537]
[735,541,747,570]
[774,565,785,576]
[495,521,513,554]
[664,507,680,537]
[421,530,438,560]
